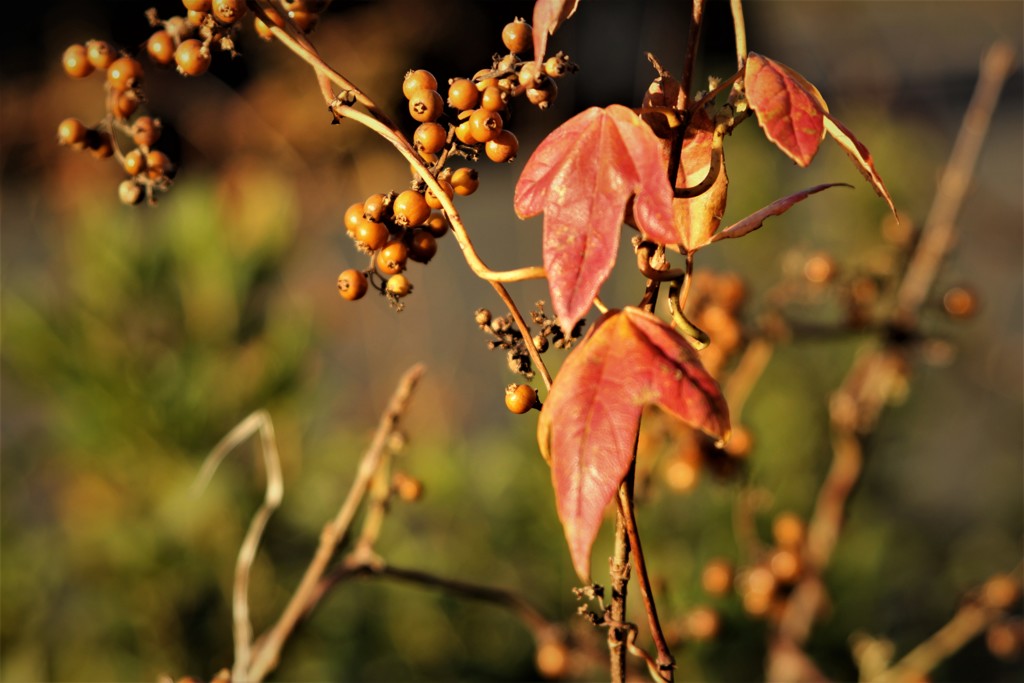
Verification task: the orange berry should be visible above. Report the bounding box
[943,286,978,319]
[353,218,389,251]
[701,558,734,597]
[107,56,144,91]
[175,39,211,77]
[337,268,368,301]
[145,150,175,179]
[505,383,538,414]
[468,108,502,143]
[413,122,447,155]
[772,512,806,550]
[122,148,147,176]
[110,90,140,120]
[56,118,88,148]
[385,273,412,297]
[686,605,721,641]
[408,229,437,263]
[447,78,480,111]
[376,240,409,275]
[526,78,558,109]
[186,10,208,27]
[480,85,509,112]
[454,120,476,145]
[146,30,175,66]
[402,69,438,99]
[392,190,430,228]
[119,179,145,206]
[450,167,479,196]
[362,192,388,222]
[62,44,93,78]
[485,129,518,163]
[85,40,116,70]
[501,19,533,54]
[423,212,449,238]
[408,89,444,123]
[212,0,247,25]
[131,116,162,148]
[254,8,285,40]
[343,202,364,235]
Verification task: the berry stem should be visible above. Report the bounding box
[247,4,552,386]
[679,0,707,109]
[729,0,749,73]
[248,0,396,128]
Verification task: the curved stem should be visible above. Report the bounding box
[251,1,394,127]
[673,122,725,199]
[667,278,710,349]
[334,104,547,284]
[635,242,686,281]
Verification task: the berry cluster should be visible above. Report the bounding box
[56,0,331,205]
[336,18,576,309]
[474,302,584,414]
[475,302,584,382]
[337,190,452,309]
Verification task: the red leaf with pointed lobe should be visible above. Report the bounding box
[746,53,897,218]
[745,52,825,168]
[514,105,678,331]
[708,183,850,245]
[532,0,580,63]
[537,307,730,580]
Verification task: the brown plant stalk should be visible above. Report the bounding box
[767,41,1016,681]
[246,363,425,682]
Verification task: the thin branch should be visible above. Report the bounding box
[617,474,674,681]
[729,0,748,73]
[870,568,1023,682]
[246,364,425,682]
[192,410,283,683]
[250,0,394,126]
[893,42,1015,326]
[316,561,557,637]
[679,0,707,108]
[608,481,632,683]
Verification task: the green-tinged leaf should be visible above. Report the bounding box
[823,114,898,218]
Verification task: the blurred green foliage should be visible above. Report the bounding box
[2,1,1021,682]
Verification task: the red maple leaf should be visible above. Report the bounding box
[746,52,897,217]
[537,307,731,580]
[514,105,679,331]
